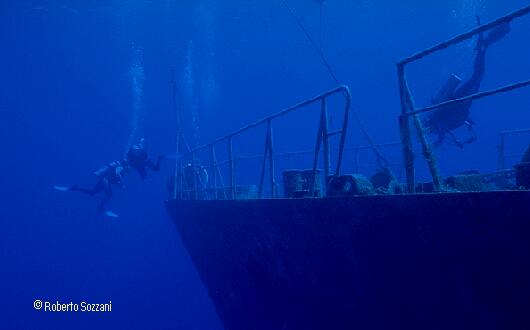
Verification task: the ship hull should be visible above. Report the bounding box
[167,191,530,330]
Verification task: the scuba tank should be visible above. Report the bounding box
[94,161,124,182]
[94,164,112,178]
[431,74,462,104]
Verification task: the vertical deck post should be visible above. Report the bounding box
[398,64,416,193]
[406,80,443,191]
[335,89,350,176]
[217,163,228,200]
[267,120,276,198]
[413,114,443,191]
[310,113,324,197]
[211,144,218,200]
[399,64,443,192]
[321,98,331,180]
[228,136,235,200]
[177,157,183,200]
[258,125,270,198]
[191,152,198,200]
[173,139,180,199]
[498,133,506,170]
[171,69,180,200]
[354,148,360,174]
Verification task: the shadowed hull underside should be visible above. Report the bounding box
[167,191,530,330]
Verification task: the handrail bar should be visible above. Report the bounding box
[500,128,530,135]
[399,5,530,65]
[232,142,401,161]
[505,154,524,159]
[178,85,351,160]
[407,79,530,117]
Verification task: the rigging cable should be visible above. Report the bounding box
[170,69,191,153]
[319,0,323,49]
[280,0,390,169]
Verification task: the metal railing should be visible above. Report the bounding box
[233,141,403,176]
[173,85,352,200]
[498,128,530,170]
[397,5,530,193]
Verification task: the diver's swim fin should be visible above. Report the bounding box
[104,211,119,218]
[53,185,71,192]
[480,23,511,49]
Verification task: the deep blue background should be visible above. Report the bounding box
[1,1,529,329]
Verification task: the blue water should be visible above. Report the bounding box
[1,1,529,329]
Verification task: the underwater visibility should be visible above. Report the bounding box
[1,1,530,329]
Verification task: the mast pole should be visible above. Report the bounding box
[171,69,182,199]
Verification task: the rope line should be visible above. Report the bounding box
[280,0,390,169]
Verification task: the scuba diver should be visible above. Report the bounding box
[124,138,163,179]
[54,160,127,218]
[54,138,171,217]
[424,18,511,148]
[184,161,209,189]
[181,161,209,199]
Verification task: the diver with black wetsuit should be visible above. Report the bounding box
[54,160,126,217]
[425,18,511,148]
[124,138,162,179]
[54,138,171,217]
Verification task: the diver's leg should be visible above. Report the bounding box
[71,180,104,196]
[453,47,486,97]
[97,180,113,212]
[475,16,484,50]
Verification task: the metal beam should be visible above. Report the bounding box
[407,79,530,117]
[399,5,530,65]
